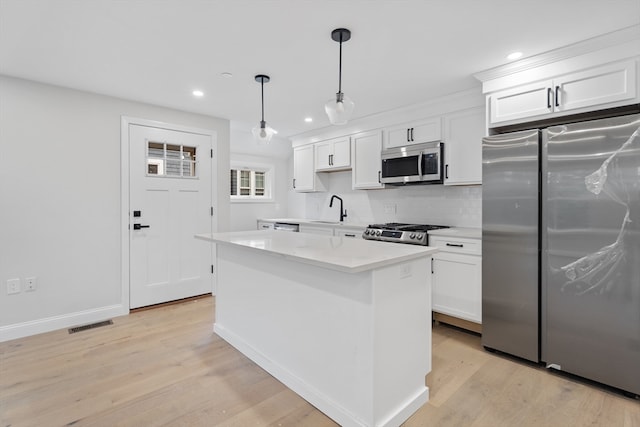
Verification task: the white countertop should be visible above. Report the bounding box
[428,227,481,239]
[196,230,438,273]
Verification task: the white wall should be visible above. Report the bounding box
[295,171,481,227]
[0,75,230,339]
[228,128,292,231]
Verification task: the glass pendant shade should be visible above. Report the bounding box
[325,92,355,125]
[252,120,276,143]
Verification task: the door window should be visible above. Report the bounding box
[147,142,197,178]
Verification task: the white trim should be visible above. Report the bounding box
[120,116,217,309]
[474,25,640,83]
[0,304,127,342]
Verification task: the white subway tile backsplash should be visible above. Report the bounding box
[299,171,481,228]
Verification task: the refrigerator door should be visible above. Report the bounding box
[482,129,540,362]
[543,113,640,395]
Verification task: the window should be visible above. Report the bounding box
[147,142,197,178]
[230,164,272,201]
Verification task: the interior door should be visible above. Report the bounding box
[129,124,213,309]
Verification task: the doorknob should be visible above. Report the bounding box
[133,224,150,230]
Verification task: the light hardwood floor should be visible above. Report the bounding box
[1,295,638,426]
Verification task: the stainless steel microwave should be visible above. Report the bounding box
[380,142,444,185]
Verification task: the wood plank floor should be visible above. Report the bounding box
[1,295,638,426]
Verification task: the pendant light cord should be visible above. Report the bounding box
[338,36,343,94]
[260,78,265,123]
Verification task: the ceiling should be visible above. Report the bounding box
[1,0,639,138]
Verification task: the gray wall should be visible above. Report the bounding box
[0,75,230,338]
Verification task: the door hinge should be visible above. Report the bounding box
[210,206,214,216]
[210,149,213,158]
[211,265,215,274]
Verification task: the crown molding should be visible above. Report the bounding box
[474,25,640,83]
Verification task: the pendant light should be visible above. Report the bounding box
[325,28,354,125]
[252,74,277,143]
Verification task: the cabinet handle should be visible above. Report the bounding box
[293,178,296,189]
[410,127,414,142]
[431,258,434,274]
[446,243,464,247]
[445,164,449,179]
[378,171,381,183]
[555,85,560,107]
[547,87,553,109]
[345,233,356,237]
[261,225,270,229]
[407,128,410,142]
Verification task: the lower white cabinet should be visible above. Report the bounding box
[257,220,275,230]
[430,235,482,324]
[299,225,334,236]
[334,227,364,238]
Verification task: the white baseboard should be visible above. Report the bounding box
[0,304,128,342]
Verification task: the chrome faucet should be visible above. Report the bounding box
[330,195,347,222]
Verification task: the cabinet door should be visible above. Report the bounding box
[331,137,351,168]
[489,79,553,125]
[257,221,274,230]
[299,225,334,236]
[432,252,482,323]
[352,130,384,189]
[385,118,442,149]
[314,142,333,170]
[335,228,364,238]
[293,145,317,191]
[555,60,637,113]
[443,108,484,185]
[411,118,442,144]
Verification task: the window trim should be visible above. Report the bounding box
[230,161,274,203]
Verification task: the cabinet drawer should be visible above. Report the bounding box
[430,236,481,255]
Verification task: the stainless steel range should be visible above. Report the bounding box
[363,223,449,245]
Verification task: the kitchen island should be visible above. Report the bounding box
[195,230,438,427]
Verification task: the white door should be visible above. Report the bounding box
[128,124,213,309]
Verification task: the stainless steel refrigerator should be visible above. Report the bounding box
[482,113,640,396]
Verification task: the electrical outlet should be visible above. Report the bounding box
[7,278,21,294]
[25,277,37,292]
[383,204,397,214]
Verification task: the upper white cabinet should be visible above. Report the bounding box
[489,59,637,125]
[442,108,485,185]
[293,145,326,192]
[351,130,384,190]
[315,136,351,171]
[385,117,441,149]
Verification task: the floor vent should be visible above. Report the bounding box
[68,320,113,334]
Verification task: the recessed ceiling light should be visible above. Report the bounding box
[192,90,204,97]
[304,117,313,123]
[507,51,523,61]
[221,72,233,78]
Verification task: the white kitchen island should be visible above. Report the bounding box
[195,230,438,427]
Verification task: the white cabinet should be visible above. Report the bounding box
[299,224,334,236]
[385,117,441,149]
[442,108,485,185]
[293,145,326,192]
[334,227,364,238]
[351,130,384,190]
[257,220,275,230]
[489,59,637,125]
[431,235,482,325]
[315,136,351,171]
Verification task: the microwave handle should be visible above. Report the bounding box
[417,152,423,177]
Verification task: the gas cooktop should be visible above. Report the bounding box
[363,223,449,245]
